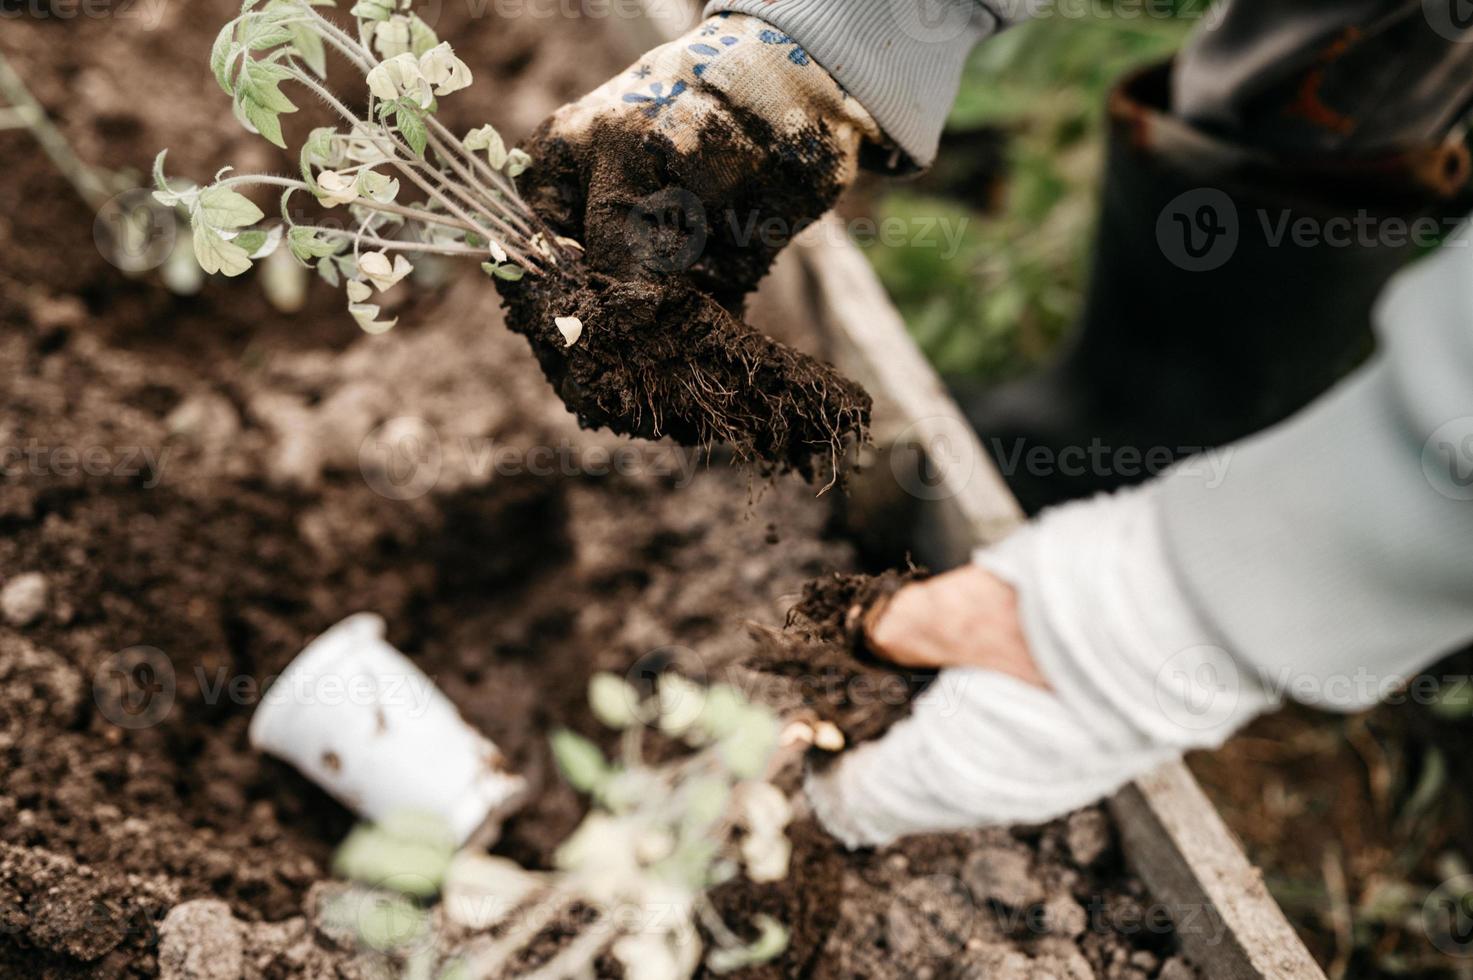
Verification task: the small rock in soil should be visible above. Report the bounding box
[1065,808,1112,868]
[1158,957,1198,980]
[0,572,49,626]
[963,843,1047,909]
[166,391,241,457]
[158,900,246,980]
[1044,894,1090,939]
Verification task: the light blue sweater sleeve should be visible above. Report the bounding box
[703,0,1014,165]
[1159,224,1473,710]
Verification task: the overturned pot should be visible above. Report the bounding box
[249,613,526,845]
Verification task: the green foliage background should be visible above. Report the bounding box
[865,4,1205,381]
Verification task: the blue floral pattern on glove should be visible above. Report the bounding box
[623,81,688,118]
[689,35,739,77]
[758,30,810,67]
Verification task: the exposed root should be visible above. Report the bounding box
[497,266,871,484]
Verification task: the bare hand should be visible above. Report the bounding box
[863,566,1047,689]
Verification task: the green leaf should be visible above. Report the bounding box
[233,230,268,255]
[299,126,337,184]
[491,264,524,282]
[242,62,298,113]
[241,94,286,148]
[464,124,508,170]
[198,186,265,230]
[350,0,393,20]
[506,148,532,178]
[331,810,456,899]
[237,9,295,51]
[706,916,789,974]
[151,149,194,208]
[290,225,343,261]
[588,672,641,729]
[192,226,253,277]
[408,14,438,56]
[289,23,327,76]
[317,255,341,287]
[550,729,609,794]
[718,706,780,779]
[210,26,240,95]
[395,104,427,157]
[152,149,170,194]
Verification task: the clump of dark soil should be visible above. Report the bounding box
[501,105,874,485]
[500,266,870,485]
[737,570,929,746]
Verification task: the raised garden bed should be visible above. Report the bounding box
[0,3,1317,978]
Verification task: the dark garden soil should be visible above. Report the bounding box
[2,5,1194,978]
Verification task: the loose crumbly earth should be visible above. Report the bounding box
[1,5,1195,978]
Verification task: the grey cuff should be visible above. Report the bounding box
[703,0,1006,167]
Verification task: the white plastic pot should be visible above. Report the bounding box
[248,613,525,845]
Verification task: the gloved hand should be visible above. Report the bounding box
[520,13,884,310]
[807,484,1281,847]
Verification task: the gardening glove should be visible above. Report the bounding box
[520,13,886,311]
[806,483,1281,848]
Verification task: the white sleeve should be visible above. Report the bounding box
[808,484,1278,848]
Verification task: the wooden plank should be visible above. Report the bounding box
[1113,764,1326,979]
[613,10,1326,979]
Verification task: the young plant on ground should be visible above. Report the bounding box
[325,674,801,979]
[447,672,795,978]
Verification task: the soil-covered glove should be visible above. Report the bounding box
[807,484,1281,848]
[521,13,884,310]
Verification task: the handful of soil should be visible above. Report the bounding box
[498,110,874,485]
[498,266,870,483]
[744,569,931,747]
